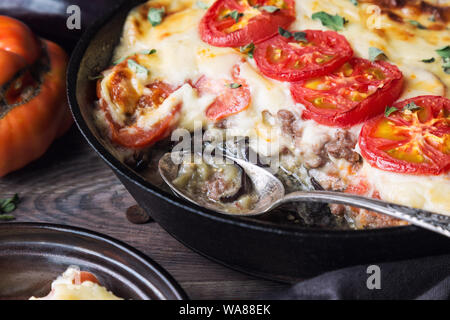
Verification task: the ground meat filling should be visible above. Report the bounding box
[276,110,360,168]
[274,109,400,229]
[325,131,361,164]
[277,110,296,136]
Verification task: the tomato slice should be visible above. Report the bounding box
[195,65,251,121]
[98,59,180,149]
[359,96,450,175]
[199,0,295,48]
[290,58,404,127]
[254,30,353,82]
[74,271,100,285]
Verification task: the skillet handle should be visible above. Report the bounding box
[281,191,450,238]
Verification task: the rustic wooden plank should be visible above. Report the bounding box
[0,128,289,299]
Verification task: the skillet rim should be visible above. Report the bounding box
[66,0,423,240]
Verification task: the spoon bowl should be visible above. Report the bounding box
[159,152,450,238]
[158,151,284,216]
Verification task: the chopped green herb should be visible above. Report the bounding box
[0,194,20,221]
[278,28,308,43]
[293,31,307,42]
[350,0,358,6]
[260,5,280,13]
[2,203,15,213]
[0,214,15,221]
[421,57,435,63]
[436,46,450,59]
[443,60,450,74]
[384,106,398,117]
[113,49,156,65]
[224,10,244,23]
[311,11,347,31]
[128,60,149,78]
[240,43,255,59]
[227,83,242,89]
[436,46,450,74]
[403,102,422,112]
[369,47,387,61]
[408,20,427,29]
[140,49,157,55]
[148,7,165,27]
[196,1,209,9]
[278,27,292,38]
[428,14,436,22]
[88,74,104,81]
[113,56,127,65]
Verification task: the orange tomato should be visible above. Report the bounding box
[0,16,72,177]
[74,271,100,285]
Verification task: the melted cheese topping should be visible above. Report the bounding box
[99,0,450,216]
[293,0,450,96]
[361,162,450,214]
[30,267,122,300]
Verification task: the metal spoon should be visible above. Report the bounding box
[158,152,450,238]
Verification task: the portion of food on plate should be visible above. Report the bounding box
[30,266,122,300]
[93,0,450,229]
[0,15,72,177]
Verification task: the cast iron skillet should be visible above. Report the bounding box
[67,0,450,281]
[0,223,186,300]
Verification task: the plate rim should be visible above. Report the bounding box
[0,222,188,300]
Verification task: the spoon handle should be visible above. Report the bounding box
[281,191,450,238]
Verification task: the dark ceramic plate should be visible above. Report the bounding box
[67,0,450,281]
[0,223,187,300]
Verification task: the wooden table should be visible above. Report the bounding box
[0,127,290,299]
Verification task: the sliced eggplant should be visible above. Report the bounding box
[218,164,252,203]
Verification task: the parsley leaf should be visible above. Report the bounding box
[0,214,15,221]
[196,1,209,9]
[0,194,20,221]
[443,60,450,74]
[278,27,292,38]
[312,11,347,31]
[227,83,242,89]
[293,31,307,42]
[408,20,427,29]
[148,7,165,27]
[260,6,280,13]
[224,10,244,23]
[421,57,435,63]
[240,43,255,59]
[436,46,450,59]
[113,56,126,65]
[369,47,387,61]
[128,60,149,78]
[403,102,422,112]
[384,106,398,117]
[88,74,104,81]
[141,49,157,55]
[350,0,358,6]
[436,46,450,74]
[278,28,307,42]
[113,49,156,65]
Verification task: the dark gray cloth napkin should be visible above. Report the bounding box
[271,254,450,300]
